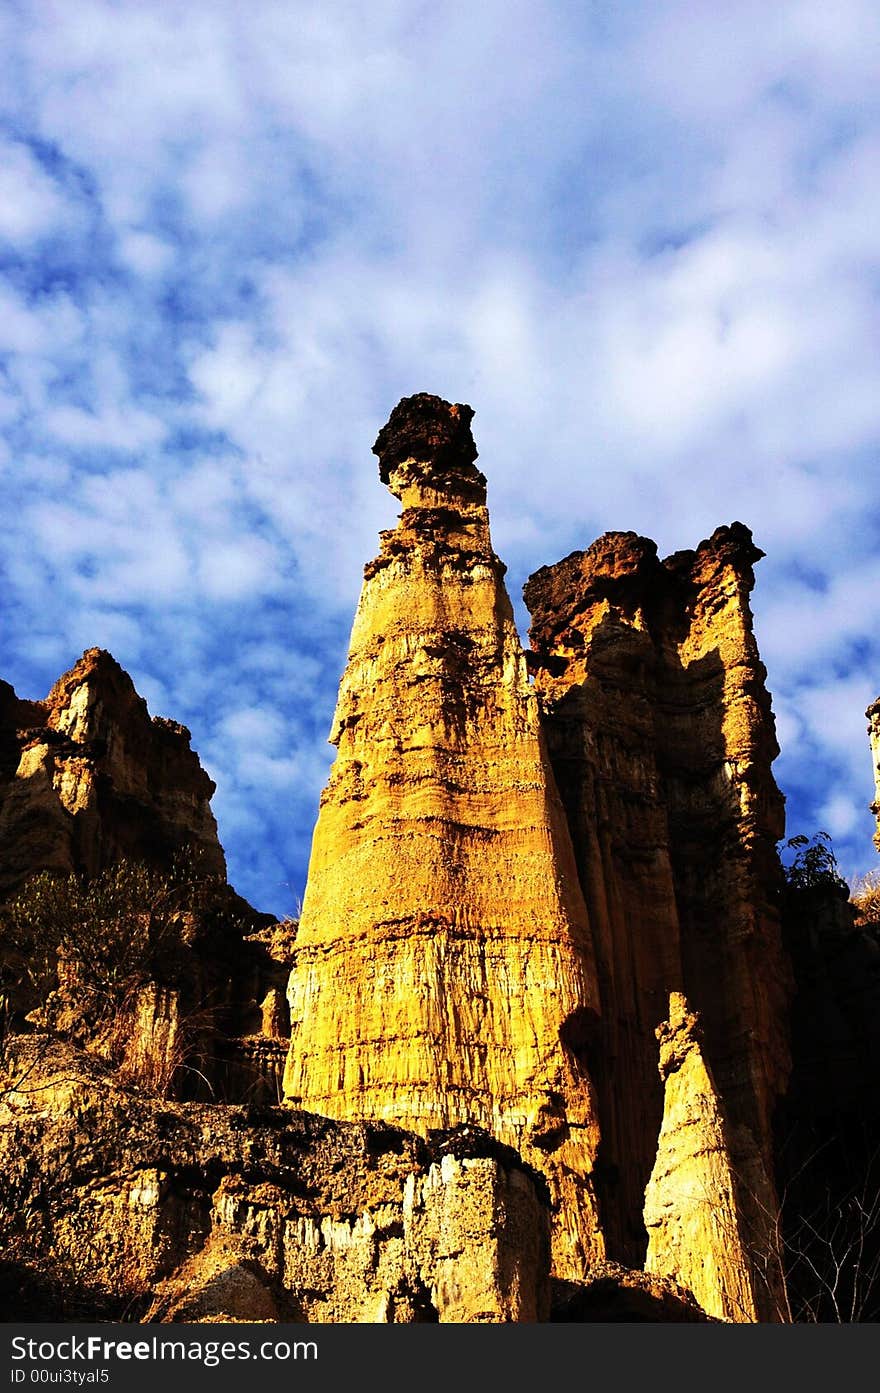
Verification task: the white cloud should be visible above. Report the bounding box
[180,143,249,221]
[118,230,174,277]
[45,403,168,451]
[818,791,862,840]
[1,0,878,910]
[0,137,65,243]
[0,286,60,355]
[189,324,269,423]
[196,534,281,601]
[797,675,876,773]
[758,562,880,681]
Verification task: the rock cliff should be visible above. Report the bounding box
[0,648,224,898]
[0,1037,550,1323]
[0,649,288,1108]
[282,393,605,1280]
[523,527,791,1319]
[643,994,778,1322]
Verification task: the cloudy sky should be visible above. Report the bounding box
[1,0,878,915]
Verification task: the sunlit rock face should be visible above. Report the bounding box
[525,524,791,1318]
[0,647,225,898]
[0,1038,551,1324]
[643,994,786,1323]
[283,393,605,1279]
[0,651,291,1108]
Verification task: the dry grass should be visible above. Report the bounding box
[850,869,880,926]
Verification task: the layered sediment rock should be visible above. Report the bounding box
[283,394,604,1279]
[0,649,290,1106]
[0,1038,550,1323]
[0,648,224,898]
[643,994,782,1322]
[2,396,819,1321]
[525,526,790,1317]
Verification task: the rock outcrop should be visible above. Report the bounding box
[643,994,781,1322]
[0,1038,550,1324]
[0,648,224,899]
[282,393,605,1280]
[524,526,791,1317]
[551,1262,711,1322]
[5,393,848,1324]
[0,649,291,1108]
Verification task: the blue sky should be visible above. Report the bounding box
[1,0,878,915]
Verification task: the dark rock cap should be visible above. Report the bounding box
[372,392,479,486]
[663,522,764,579]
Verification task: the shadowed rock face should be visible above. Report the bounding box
[776,836,880,1322]
[551,1262,711,1322]
[525,525,791,1320]
[373,391,481,490]
[283,393,605,1280]
[643,994,785,1322]
[0,648,225,898]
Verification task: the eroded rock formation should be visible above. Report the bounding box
[524,526,791,1318]
[643,994,783,1322]
[0,649,289,1107]
[0,648,224,898]
[0,1038,550,1324]
[1,393,834,1323]
[282,393,605,1280]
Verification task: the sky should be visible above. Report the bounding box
[1,0,878,916]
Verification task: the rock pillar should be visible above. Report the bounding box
[284,394,604,1277]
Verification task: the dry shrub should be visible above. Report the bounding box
[851,869,880,926]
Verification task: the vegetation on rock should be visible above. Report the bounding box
[1,851,240,1025]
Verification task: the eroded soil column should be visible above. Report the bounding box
[526,525,792,1319]
[283,393,605,1277]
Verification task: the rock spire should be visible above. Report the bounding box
[283,393,605,1278]
[525,525,791,1317]
[0,648,224,898]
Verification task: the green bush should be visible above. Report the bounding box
[781,831,849,896]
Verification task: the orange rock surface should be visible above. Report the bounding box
[525,525,791,1317]
[643,993,786,1322]
[0,648,224,896]
[283,394,605,1278]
